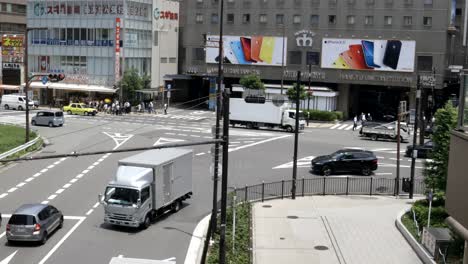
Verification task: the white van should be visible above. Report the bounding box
[0,94,34,111]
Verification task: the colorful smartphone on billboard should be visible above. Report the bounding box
[259,37,275,64]
[361,40,381,68]
[224,42,239,64]
[383,40,402,70]
[332,56,350,69]
[230,40,251,64]
[251,36,263,62]
[240,37,253,62]
[348,44,372,70]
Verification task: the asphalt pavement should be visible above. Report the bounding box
[0,108,425,263]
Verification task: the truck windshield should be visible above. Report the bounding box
[288,112,305,120]
[105,187,139,206]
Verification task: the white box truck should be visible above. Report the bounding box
[229,98,306,132]
[99,148,193,229]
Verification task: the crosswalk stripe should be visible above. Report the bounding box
[337,124,348,130]
[330,124,341,129]
[344,125,353,130]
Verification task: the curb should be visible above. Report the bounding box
[395,209,436,264]
[184,214,211,264]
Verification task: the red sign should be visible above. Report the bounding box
[115,18,121,82]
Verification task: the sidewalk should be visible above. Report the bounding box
[252,196,422,264]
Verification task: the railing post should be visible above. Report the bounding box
[322,177,326,196]
[370,177,373,196]
[302,177,305,197]
[281,180,284,199]
[261,181,265,202]
[346,176,349,195]
[394,178,398,196]
[245,185,248,202]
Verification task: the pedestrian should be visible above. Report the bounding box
[116,104,120,115]
[367,113,372,122]
[136,103,141,113]
[148,101,154,114]
[140,102,145,113]
[353,115,358,131]
[111,102,116,115]
[164,103,168,115]
[361,112,366,126]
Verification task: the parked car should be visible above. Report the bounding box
[6,204,63,245]
[31,110,64,127]
[63,103,97,116]
[0,94,34,110]
[405,141,434,159]
[311,149,378,176]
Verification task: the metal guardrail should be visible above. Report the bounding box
[0,136,41,160]
[231,177,426,204]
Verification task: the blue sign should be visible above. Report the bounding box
[41,76,48,85]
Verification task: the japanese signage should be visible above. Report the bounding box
[2,63,21,70]
[1,36,23,48]
[33,2,148,17]
[153,8,178,20]
[1,35,25,63]
[115,18,121,82]
[39,56,50,72]
[31,39,114,47]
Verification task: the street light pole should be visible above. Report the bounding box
[292,71,301,200]
[307,64,312,126]
[24,30,30,143]
[280,23,286,95]
[409,80,420,199]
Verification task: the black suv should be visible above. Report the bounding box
[311,149,378,176]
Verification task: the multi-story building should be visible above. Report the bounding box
[177,0,459,119]
[26,0,179,105]
[0,0,27,95]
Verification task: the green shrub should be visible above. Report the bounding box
[333,111,343,120]
[305,110,337,121]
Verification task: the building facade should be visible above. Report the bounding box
[178,0,457,119]
[26,0,178,105]
[0,0,27,95]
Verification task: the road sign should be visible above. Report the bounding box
[41,76,48,85]
[167,84,172,90]
[167,91,171,98]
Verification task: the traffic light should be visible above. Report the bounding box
[48,73,65,82]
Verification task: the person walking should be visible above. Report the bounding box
[367,113,372,122]
[148,101,154,114]
[353,115,358,131]
[361,112,366,126]
[164,103,168,115]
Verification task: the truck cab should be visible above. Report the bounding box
[283,110,306,131]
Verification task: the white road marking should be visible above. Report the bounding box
[243,141,254,143]
[40,169,48,173]
[0,250,18,264]
[85,209,93,216]
[163,257,176,262]
[229,135,291,153]
[190,135,201,138]
[7,188,17,193]
[0,231,5,239]
[25,177,34,182]
[154,137,185,146]
[16,182,26,187]
[0,193,8,198]
[38,217,86,264]
[63,183,72,188]
[47,164,55,169]
[33,172,41,177]
[41,201,49,204]
[48,194,57,200]
[82,169,90,173]
[273,156,315,169]
[330,124,341,129]
[70,178,78,183]
[87,165,95,169]
[93,162,99,166]
[344,125,354,130]
[98,159,104,162]
[375,172,393,175]
[337,124,348,130]
[76,174,84,178]
[196,153,205,156]
[56,189,65,194]
[54,161,61,165]
[93,202,100,208]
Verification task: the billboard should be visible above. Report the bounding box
[321,38,416,72]
[206,35,287,66]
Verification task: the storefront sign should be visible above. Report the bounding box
[339,73,414,83]
[153,8,178,20]
[295,30,315,47]
[1,36,23,48]
[2,63,21,69]
[33,2,147,17]
[1,35,25,63]
[39,56,49,72]
[419,75,436,88]
[31,39,114,47]
[115,18,121,82]
[284,70,326,80]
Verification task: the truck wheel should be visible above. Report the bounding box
[4,105,9,110]
[18,106,23,111]
[173,200,182,212]
[141,214,151,229]
[286,126,294,133]
[371,134,378,141]
[246,123,253,129]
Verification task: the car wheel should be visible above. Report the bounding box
[48,122,54,128]
[40,232,48,245]
[67,110,72,115]
[18,106,23,111]
[84,111,88,116]
[371,134,378,141]
[58,216,64,229]
[141,214,151,230]
[31,120,36,126]
[246,123,253,129]
[286,126,294,133]
[4,105,9,110]
[322,165,332,176]
[361,166,371,176]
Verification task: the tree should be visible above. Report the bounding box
[239,74,265,90]
[117,68,142,103]
[424,101,458,196]
[142,74,151,90]
[286,83,307,101]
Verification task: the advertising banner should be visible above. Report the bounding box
[115,18,121,82]
[321,38,416,72]
[39,56,50,72]
[1,35,25,63]
[206,35,287,66]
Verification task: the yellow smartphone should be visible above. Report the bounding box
[259,37,275,64]
[332,56,350,69]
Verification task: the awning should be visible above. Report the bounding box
[29,82,117,94]
[0,84,20,91]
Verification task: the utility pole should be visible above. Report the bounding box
[292,71,301,200]
[280,22,286,95]
[307,64,312,126]
[419,88,426,145]
[409,80,421,199]
[24,30,30,143]
[395,102,403,196]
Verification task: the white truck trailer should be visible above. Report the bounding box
[229,98,306,132]
[360,121,411,142]
[99,148,193,229]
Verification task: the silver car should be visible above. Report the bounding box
[6,204,63,245]
[31,110,64,127]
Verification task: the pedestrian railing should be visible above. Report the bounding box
[231,177,426,204]
[0,136,41,161]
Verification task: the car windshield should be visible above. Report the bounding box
[105,187,139,206]
[55,112,63,117]
[330,151,344,159]
[9,214,36,225]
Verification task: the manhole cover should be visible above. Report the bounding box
[287,215,299,219]
[280,237,285,240]
[314,245,329,251]
[262,205,272,208]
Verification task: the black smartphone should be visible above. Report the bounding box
[383,40,402,70]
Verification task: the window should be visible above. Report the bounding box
[328,15,336,24]
[211,14,219,24]
[404,16,412,26]
[306,52,320,65]
[242,14,250,24]
[193,48,205,61]
[365,16,374,25]
[8,214,36,225]
[259,14,267,23]
[384,16,392,25]
[424,0,432,5]
[141,186,150,203]
[195,13,204,23]
[48,206,59,215]
[161,57,168,63]
[417,56,433,71]
[227,13,234,24]
[154,31,158,46]
[276,14,284,25]
[289,51,302,65]
[169,57,177,63]
[38,209,50,221]
[310,15,319,25]
[423,17,432,26]
[293,15,301,24]
[347,15,355,25]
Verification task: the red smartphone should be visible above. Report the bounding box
[340,50,362,70]
[240,37,253,62]
[251,36,263,62]
[348,44,372,70]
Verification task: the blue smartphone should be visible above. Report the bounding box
[361,40,381,68]
[230,40,251,65]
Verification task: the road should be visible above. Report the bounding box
[0,108,424,263]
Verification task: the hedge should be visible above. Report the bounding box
[303,110,343,121]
